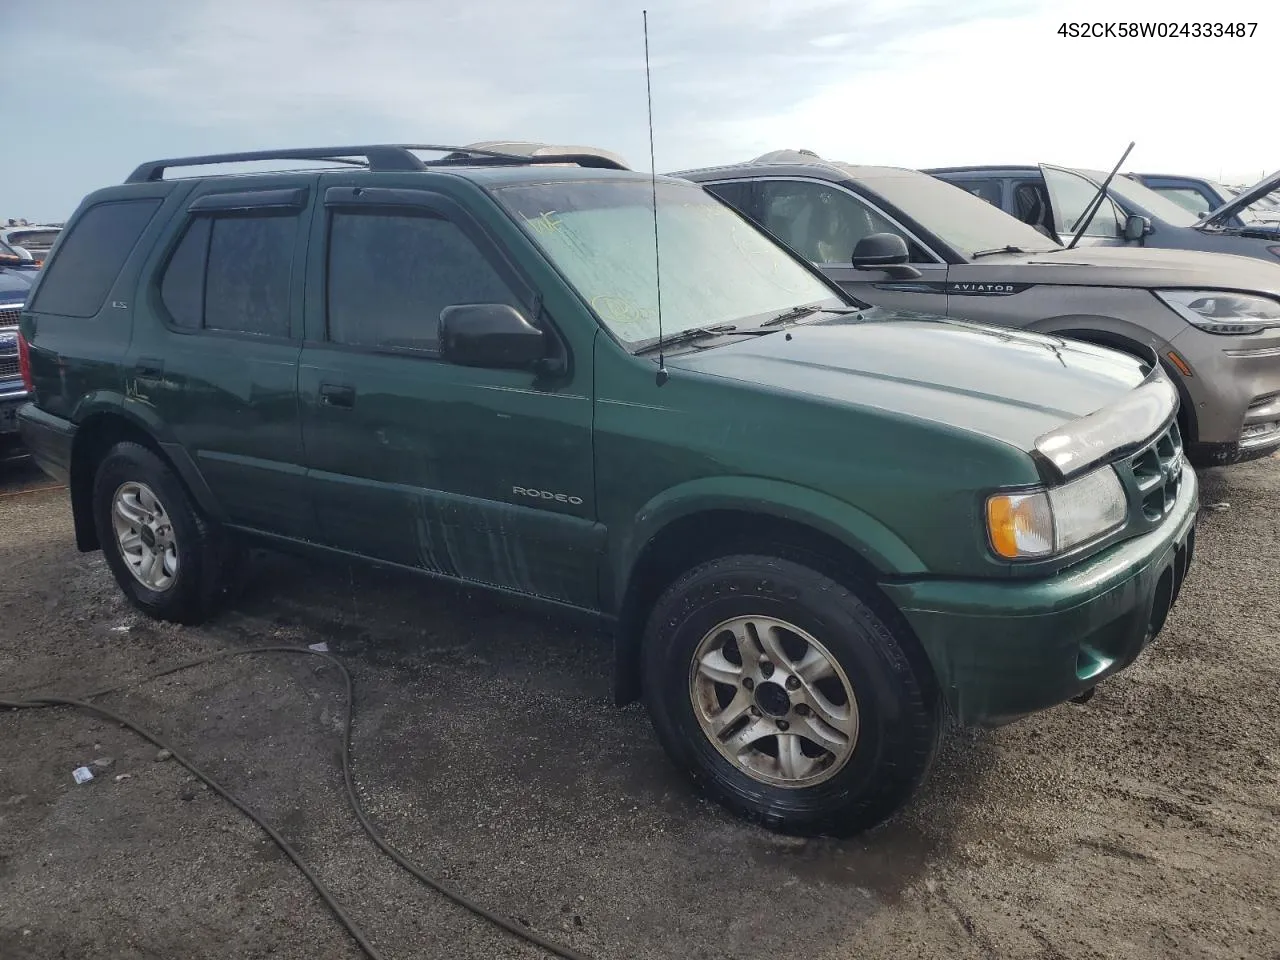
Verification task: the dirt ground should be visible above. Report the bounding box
[0,451,1277,960]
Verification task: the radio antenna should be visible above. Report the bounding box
[643,10,668,386]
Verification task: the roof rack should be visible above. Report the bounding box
[125,143,629,183]
[442,141,632,171]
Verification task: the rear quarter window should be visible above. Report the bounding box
[30,200,161,317]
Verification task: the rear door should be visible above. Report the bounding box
[130,176,315,539]
[297,175,600,609]
[754,178,949,314]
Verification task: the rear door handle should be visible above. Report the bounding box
[134,357,164,378]
[319,383,355,409]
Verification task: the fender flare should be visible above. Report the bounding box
[70,392,224,521]
[609,475,926,611]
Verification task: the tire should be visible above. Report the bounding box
[642,554,941,836]
[92,441,231,625]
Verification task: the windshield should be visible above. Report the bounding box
[1101,175,1200,227]
[855,168,1061,257]
[491,178,842,344]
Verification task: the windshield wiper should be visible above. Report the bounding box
[634,324,739,355]
[970,245,1029,259]
[761,303,861,327]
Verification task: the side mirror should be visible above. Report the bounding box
[439,303,545,369]
[852,232,922,280]
[1123,214,1152,242]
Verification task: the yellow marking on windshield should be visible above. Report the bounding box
[522,211,566,236]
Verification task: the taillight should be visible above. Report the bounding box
[17,332,33,393]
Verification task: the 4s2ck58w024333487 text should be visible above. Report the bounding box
[1058,22,1257,38]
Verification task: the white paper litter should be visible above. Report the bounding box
[308,642,329,653]
[72,767,94,785]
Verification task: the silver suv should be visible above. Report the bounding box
[673,151,1280,466]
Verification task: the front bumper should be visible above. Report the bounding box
[0,382,28,435]
[881,466,1198,726]
[1170,326,1280,465]
[16,402,75,481]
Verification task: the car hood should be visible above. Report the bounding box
[668,308,1148,455]
[0,268,33,302]
[1200,168,1280,229]
[966,244,1280,292]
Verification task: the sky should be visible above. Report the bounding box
[2,0,1275,222]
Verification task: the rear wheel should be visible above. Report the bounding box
[92,442,231,625]
[642,554,941,836]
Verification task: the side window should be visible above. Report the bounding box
[759,180,931,264]
[327,210,521,354]
[704,180,754,218]
[1151,186,1213,216]
[1040,167,1125,239]
[159,212,296,337]
[31,199,161,317]
[160,217,210,329]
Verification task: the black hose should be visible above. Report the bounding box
[0,645,595,960]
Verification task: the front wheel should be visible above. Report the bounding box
[642,554,941,836]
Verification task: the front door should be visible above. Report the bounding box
[1039,165,1127,248]
[298,177,600,609]
[755,178,950,315]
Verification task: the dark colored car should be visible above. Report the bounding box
[18,143,1196,835]
[927,164,1280,263]
[1126,172,1280,230]
[0,252,34,440]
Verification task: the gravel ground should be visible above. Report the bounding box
[0,452,1277,960]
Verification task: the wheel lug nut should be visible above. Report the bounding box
[777,719,789,731]
[760,662,774,678]
[785,676,800,690]
[795,703,809,716]
[743,677,754,690]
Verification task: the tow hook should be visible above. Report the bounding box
[1070,686,1097,705]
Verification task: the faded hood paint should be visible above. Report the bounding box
[957,244,1280,293]
[668,309,1149,455]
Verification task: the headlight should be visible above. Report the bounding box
[986,466,1127,559]
[1155,289,1280,335]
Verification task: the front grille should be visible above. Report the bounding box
[0,356,17,378]
[0,305,21,327]
[1126,421,1184,522]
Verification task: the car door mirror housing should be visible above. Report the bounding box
[1123,213,1152,242]
[852,232,921,279]
[439,303,546,369]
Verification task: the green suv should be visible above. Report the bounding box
[17,144,1197,835]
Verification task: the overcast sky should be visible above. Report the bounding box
[3,0,1274,222]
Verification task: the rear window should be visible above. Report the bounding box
[31,200,161,317]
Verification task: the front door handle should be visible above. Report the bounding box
[319,383,355,409]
